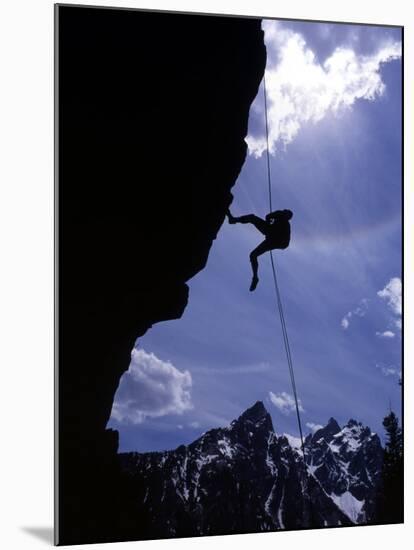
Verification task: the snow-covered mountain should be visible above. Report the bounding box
[119,401,383,537]
[304,417,383,523]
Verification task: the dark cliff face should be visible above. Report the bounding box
[119,402,383,538]
[57,5,266,544]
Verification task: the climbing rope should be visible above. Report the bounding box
[263,71,313,523]
[263,72,307,465]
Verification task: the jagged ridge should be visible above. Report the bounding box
[119,402,383,536]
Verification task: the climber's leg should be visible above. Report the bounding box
[227,211,268,235]
[249,240,272,291]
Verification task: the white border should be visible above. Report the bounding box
[0,1,411,548]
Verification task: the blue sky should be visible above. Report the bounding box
[107,19,402,453]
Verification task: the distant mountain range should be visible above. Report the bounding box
[119,401,383,537]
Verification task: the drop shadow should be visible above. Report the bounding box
[21,527,54,545]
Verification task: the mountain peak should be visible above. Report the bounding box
[346,419,361,427]
[328,417,340,428]
[119,405,384,535]
[240,400,268,421]
[247,399,267,412]
[311,417,340,441]
[343,419,373,441]
[229,401,274,434]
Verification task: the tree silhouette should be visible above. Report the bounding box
[375,410,403,523]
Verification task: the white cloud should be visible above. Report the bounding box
[306,422,324,433]
[353,299,369,317]
[378,277,402,316]
[376,277,402,335]
[110,348,193,424]
[341,299,369,330]
[269,391,304,415]
[376,363,401,378]
[341,316,350,330]
[376,330,395,339]
[247,21,401,156]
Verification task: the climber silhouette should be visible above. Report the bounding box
[227,208,293,291]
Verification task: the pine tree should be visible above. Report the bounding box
[376,410,403,523]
